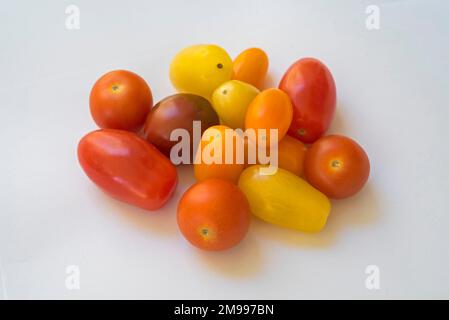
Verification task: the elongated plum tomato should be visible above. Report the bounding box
[89,70,153,131]
[194,125,245,183]
[279,58,336,143]
[77,129,177,211]
[212,80,259,129]
[238,165,331,232]
[232,48,269,90]
[170,44,232,100]
[143,94,219,160]
[245,88,293,147]
[304,135,370,199]
[177,179,251,251]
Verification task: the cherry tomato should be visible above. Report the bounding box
[78,129,178,210]
[170,44,232,99]
[304,135,370,199]
[232,48,269,90]
[89,70,153,131]
[212,80,259,129]
[194,125,245,183]
[143,94,219,160]
[239,165,331,232]
[245,88,293,147]
[279,58,336,143]
[177,179,251,251]
[276,135,307,176]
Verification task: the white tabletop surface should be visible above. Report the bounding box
[1,0,448,299]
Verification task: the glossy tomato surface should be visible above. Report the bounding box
[304,135,370,199]
[177,179,251,251]
[212,80,259,129]
[170,44,232,99]
[194,125,245,183]
[89,70,153,131]
[279,58,336,143]
[244,88,293,147]
[143,94,219,160]
[232,48,269,90]
[238,165,331,232]
[78,129,177,210]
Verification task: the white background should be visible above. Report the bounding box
[1,0,448,299]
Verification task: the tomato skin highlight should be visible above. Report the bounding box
[177,179,251,251]
[143,93,219,159]
[78,129,178,211]
[89,70,153,131]
[244,88,293,147]
[238,165,331,232]
[279,58,336,143]
[304,135,370,199]
[170,44,232,100]
[194,125,245,184]
[232,48,269,90]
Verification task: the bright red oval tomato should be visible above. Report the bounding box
[78,129,177,210]
[89,70,153,131]
[304,135,370,199]
[279,58,336,144]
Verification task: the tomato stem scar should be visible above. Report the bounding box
[331,160,341,168]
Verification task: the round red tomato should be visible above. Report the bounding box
[279,58,336,144]
[304,135,370,199]
[78,129,177,210]
[90,70,153,131]
[177,179,251,251]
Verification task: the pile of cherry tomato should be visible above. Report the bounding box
[78,44,370,251]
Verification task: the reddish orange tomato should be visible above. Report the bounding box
[245,88,293,147]
[277,135,308,176]
[90,70,153,131]
[194,125,245,183]
[232,48,269,90]
[279,58,336,144]
[304,135,370,199]
[177,179,251,251]
[78,129,177,210]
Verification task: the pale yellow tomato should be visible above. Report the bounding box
[212,80,259,129]
[169,44,232,100]
[238,165,331,232]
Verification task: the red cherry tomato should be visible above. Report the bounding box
[279,58,336,144]
[78,129,177,210]
[304,135,370,199]
[89,70,153,131]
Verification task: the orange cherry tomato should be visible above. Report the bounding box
[232,48,269,90]
[304,135,370,199]
[90,70,153,131]
[277,135,308,176]
[177,179,251,251]
[245,88,293,147]
[194,125,245,183]
[78,129,178,210]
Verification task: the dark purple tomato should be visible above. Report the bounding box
[143,94,219,160]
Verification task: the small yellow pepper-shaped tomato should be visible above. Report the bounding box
[170,44,233,100]
[238,165,331,232]
[212,80,259,129]
[232,48,269,90]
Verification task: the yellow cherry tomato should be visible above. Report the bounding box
[212,80,259,129]
[238,165,331,232]
[232,48,269,90]
[170,44,232,100]
[194,125,245,183]
[245,88,293,147]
